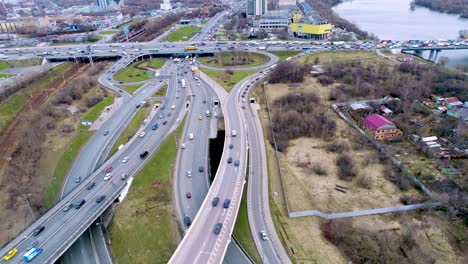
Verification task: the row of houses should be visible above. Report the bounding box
[435,97,468,121]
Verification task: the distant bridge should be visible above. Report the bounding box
[401,45,468,62]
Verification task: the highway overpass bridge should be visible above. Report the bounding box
[401,45,468,62]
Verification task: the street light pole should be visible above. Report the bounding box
[24,193,35,221]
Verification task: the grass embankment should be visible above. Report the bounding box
[113,58,166,83]
[81,96,115,122]
[118,84,144,94]
[109,105,152,156]
[198,52,270,68]
[200,68,259,92]
[7,59,42,67]
[153,83,168,97]
[233,156,262,263]
[166,26,200,42]
[0,63,72,133]
[268,51,302,61]
[300,50,398,66]
[44,128,93,207]
[99,30,116,35]
[44,94,114,207]
[0,60,12,78]
[109,121,182,264]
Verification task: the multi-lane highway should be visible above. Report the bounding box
[169,59,251,264]
[0,59,189,263]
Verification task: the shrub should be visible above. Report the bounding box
[327,140,351,153]
[337,154,355,180]
[356,172,373,189]
[60,123,74,133]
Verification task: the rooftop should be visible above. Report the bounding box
[363,114,396,131]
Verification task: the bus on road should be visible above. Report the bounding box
[184,46,197,51]
[24,248,42,262]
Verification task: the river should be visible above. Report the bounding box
[333,0,468,67]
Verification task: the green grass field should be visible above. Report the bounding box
[0,63,72,134]
[200,68,259,92]
[138,58,166,69]
[113,58,165,83]
[153,83,168,97]
[7,59,42,67]
[109,105,151,156]
[300,50,398,66]
[109,125,180,264]
[198,52,270,68]
[118,84,144,94]
[99,30,116,35]
[113,66,150,83]
[0,61,9,71]
[268,51,302,61]
[44,129,93,207]
[234,169,262,263]
[166,26,200,42]
[81,95,114,122]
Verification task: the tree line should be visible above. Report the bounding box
[413,0,468,18]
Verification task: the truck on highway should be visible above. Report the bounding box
[23,248,42,262]
[184,46,197,51]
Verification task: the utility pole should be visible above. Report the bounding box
[23,193,35,221]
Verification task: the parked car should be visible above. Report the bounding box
[104,173,112,181]
[63,203,73,212]
[184,216,191,227]
[32,226,45,236]
[96,195,106,203]
[212,197,219,206]
[86,182,95,190]
[213,223,223,235]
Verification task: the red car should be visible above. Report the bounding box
[186,192,192,199]
[105,166,113,173]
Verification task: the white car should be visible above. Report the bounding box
[139,131,146,138]
[121,157,129,163]
[181,143,186,149]
[260,230,268,241]
[187,171,192,178]
[104,173,112,181]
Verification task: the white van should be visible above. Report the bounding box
[189,133,194,140]
[231,130,237,137]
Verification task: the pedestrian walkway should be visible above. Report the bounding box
[289,202,441,219]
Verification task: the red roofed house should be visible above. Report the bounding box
[363,114,403,141]
[444,97,463,109]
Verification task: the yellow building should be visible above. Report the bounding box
[291,12,331,40]
[290,23,331,39]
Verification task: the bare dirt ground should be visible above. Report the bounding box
[254,74,464,263]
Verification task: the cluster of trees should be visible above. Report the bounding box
[268,61,311,84]
[3,63,108,212]
[413,0,468,17]
[321,218,450,263]
[322,60,467,110]
[114,13,184,42]
[306,0,376,40]
[270,92,336,151]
